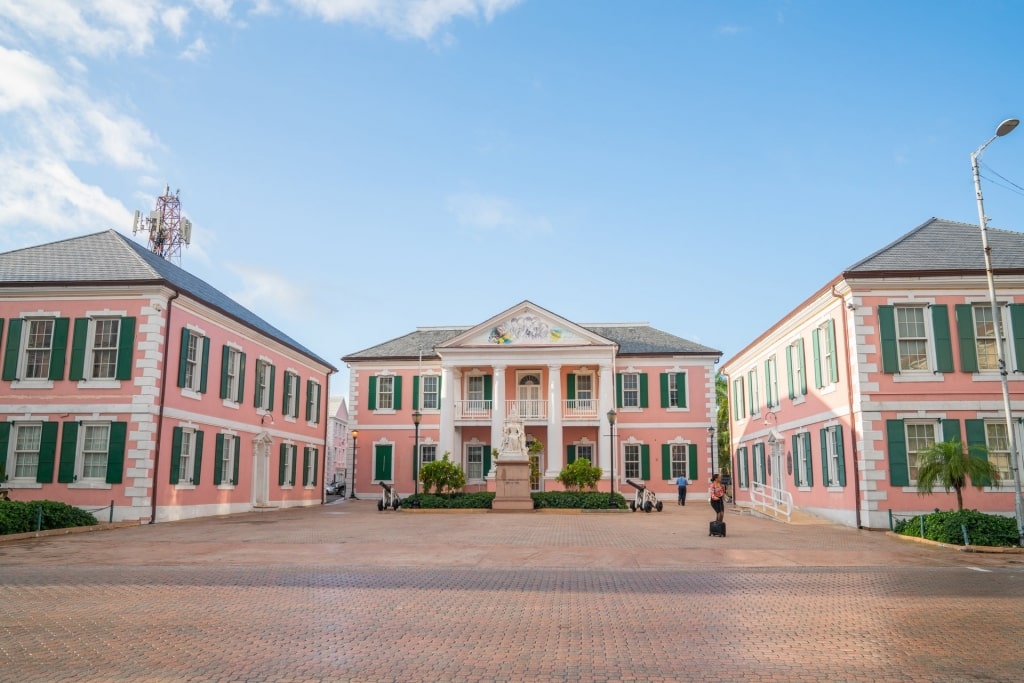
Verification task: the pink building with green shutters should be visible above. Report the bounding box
[721,218,1024,529]
[0,230,335,523]
[341,301,721,501]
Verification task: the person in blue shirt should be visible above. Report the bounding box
[675,474,689,505]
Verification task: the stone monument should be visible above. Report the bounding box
[491,407,534,512]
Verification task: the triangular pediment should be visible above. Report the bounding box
[436,301,615,349]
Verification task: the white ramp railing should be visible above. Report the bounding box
[749,482,793,522]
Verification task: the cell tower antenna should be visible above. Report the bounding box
[131,184,193,265]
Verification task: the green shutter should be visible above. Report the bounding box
[826,319,838,383]
[393,376,403,410]
[757,443,766,485]
[194,431,204,484]
[811,330,823,388]
[965,419,990,487]
[214,434,225,484]
[115,317,135,380]
[58,421,79,483]
[267,365,276,411]
[220,346,231,399]
[956,304,978,373]
[659,373,669,408]
[48,318,69,381]
[793,434,801,486]
[1011,304,1024,373]
[797,338,807,395]
[616,373,623,408]
[739,446,749,488]
[3,319,22,381]
[879,305,899,374]
[886,419,909,487]
[661,444,671,479]
[835,427,846,487]
[567,445,577,465]
[254,360,263,408]
[232,436,240,485]
[177,328,190,387]
[105,422,126,484]
[483,444,491,478]
[639,373,648,408]
[305,378,313,420]
[747,370,756,413]
[764,360,772,408]
[0,422,9,478]
[819,429,829,486]
[368,376,378,410]
[282,372,292,417]
[804,432,813,487]
[198,336,210,394]
[932,305,953,373]
[237,353,246,403]
[278,443,287,485]
[677,373,687,408]
[641,444,650,480]
[567,374,577,401]
[483,375,492,401]
[941,419,962,444]
[412,375,420,410]
[688,444,697,481]
[170,427,183,484]
[69,318,89,381]
[786,347,795,399]
[316,383,322,422]
[290,445,297,484]
[36,422,58,483]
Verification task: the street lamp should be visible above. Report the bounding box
[412,410,422,506]
[349,430,358,499]
[607,409,617,508]
[972,117,1024,546]
[708,425,716,477]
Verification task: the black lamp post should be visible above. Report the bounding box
[707,425,716,477]
[607,409,617,508]
[349,430,358,499]
[412,410,422,506]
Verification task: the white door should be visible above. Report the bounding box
[769,438,784,505]
[518,373,542,418]
[252,437,270,506]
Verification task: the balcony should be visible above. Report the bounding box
[455,400,492,420]
[562,399,598,420]
[452,398,601,423]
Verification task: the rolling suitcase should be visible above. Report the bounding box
[709,520,726,537]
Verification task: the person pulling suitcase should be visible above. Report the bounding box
[708,473,726,537]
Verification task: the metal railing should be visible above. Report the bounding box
[749,481,792,522]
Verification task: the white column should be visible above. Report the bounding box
[489,365,506,475]
[545,364,563,478]
[599,361,615,477]
[439,364,455,459]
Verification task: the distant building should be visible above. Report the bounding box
[342,301,721,501]
[0,230,335,522]
[326,396,350,487]
[721,218,1024,529]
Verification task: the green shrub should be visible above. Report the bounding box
[556,458,603,491]
[0,500,99,536]
[894,509,1019,547]
[419,453,466,496]
[409,492,495,509]
[532,491,627,509]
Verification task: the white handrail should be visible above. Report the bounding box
[749,481,793,522]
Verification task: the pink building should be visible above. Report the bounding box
[341,301,721,502]
[0,230,335,522]
[721,218,1024,529]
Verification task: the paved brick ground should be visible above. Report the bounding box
[1,501,1022,682]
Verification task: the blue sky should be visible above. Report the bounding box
[2,1,1024,400]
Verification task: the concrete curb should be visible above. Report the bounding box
[886,530,1024,554]
[0,520,141,544]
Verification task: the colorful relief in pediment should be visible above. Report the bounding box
[484,313,575,345]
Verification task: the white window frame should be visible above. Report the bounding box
[787,341,805,401]
[576,443,594,465]
[308,380,321,424]
[220,435,236,486]
[624,443,641,480]
[421,375,439,411]
[824,426,841,487]
[377,375,394,411]
[420,444,437,464]
[895,305,931,373]
[183,332,203,392]
[282,443,296,486]
[575,372,595,410]
[621,373,639,408]
[177,428,196,485]
[21,318,55,380]
[973,303,1003,372]
[86,317,121,380]
[256,360,273,411]
[305,447,317,487]
[670,443,687,479]
[766,356,779,408]
[795,432,810,487]
[284,371,299,417]
[984,421,1012,484]
[11,422,42,481]
[225,347,243,403]
[466,444,485,480]
[748,368,760,416]
[905,421,939,484]
[79,422,111,482]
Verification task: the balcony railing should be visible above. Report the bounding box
[453,399,601,421]
[562,399,598,419]
[506,399,547,420]
[455,400,492,420]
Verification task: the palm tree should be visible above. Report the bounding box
[915,438,1001,510]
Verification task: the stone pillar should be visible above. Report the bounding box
[545,363,564,479]
[599,361,615,476]
[439,364,455,459]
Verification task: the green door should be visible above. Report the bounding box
[373,444,393,481]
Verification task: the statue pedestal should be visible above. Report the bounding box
[492,459,533,512]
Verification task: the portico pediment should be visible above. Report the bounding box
[436,301,615,350]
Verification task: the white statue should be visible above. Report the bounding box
[499,411,528,460]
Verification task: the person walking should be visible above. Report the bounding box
[675,474,689,505]
[708,473,725,523]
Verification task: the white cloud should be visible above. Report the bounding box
[0,46,63,112]
[0,0,160,56]
[447,192,552,235]
[226,263,311,321]
[180,36,208,60]
[286,0,522,40]
[161,6,189,37]
[717,24,748,36]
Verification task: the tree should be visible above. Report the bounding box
[715,372,731,474]
[557,458,602,491]
[915,438,1001,510]
[418,453,466,496]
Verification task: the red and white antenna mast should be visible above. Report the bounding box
[132,185,192,264]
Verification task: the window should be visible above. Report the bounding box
[2,317,70,382]
[660,372,687,409]
[219,346,245,403]
[467,444,485,479]
[896,307,928,371]
[56,421,125,484]
[370,375,399,411]
[69,317,135,381]
[765,357,779,409]
[306,379,322,424]
[732,377,746,420]
[571,373,594,411]
[282,371,299,417]
[747,368,760,415]
[984,422,1012,482]
[254,360,275,411]
[8,423,57,482]
[624,443,641,479]
[421,375,439,410]
[575,444,594,465]
[279,443,296,486]
[882,305,953,375]
[813,319,840,387]
[214,434,240,486]
[13,423,41,479]
[905,422,937,483]
[24,319,54,379]
[420,444,437,464]
[793,432,812,487]
[621,373,639,408]
[669,444,688,479]
[786,339,806,399]
[178,329,209,393]
[303,447,318,486]
[170,427,203,485]
[466,375,487,413]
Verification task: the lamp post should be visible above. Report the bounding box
[607,409,617,508]
[708,425,716,477]
[349,430,358,499]
[972,117,1024,546]
[412,410,422,506]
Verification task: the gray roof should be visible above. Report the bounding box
[845,217,1024,276]
[343,325,721,361]
[0,230,335,370]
